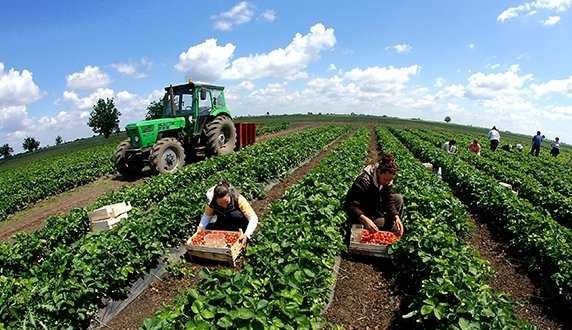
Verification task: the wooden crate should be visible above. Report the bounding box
[186,230,245,266]
[89,202,132,221]
[348,224,389,258]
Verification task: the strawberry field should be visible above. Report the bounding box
[0,116,570,329]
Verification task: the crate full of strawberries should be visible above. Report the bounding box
[186,230,244,266]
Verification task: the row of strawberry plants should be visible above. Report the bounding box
[0,141,119,221]
[392,128,572,310]
[0,127,331,278]
[377,128,529,329]
[424,128,572,197]
[255,121,290,136]
[413,128,572,228]
[0,126,346,329]
[142,129,369,329]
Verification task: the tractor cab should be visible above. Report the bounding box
[115,81,237,176]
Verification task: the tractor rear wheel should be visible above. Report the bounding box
[115,139,142,178]
[150,138,186,174]
[204,115,237,156]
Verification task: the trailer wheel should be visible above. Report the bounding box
[204,115,237,156]
[150,138,186,174]
[115,139,142,178]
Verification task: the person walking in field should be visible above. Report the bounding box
[488,126,500,151]
[442,139,457,154]
[344,153,404,236]
[196,181,259,244]
[530,131,543,157]
[551,137,561,157]
[468,139,482,155]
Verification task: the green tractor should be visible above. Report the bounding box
[115,81,237,177]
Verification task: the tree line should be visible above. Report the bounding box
[1,97,162,159]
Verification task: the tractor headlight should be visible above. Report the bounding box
[133,136,140,144]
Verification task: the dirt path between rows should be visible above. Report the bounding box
[469,214,570,330]
[0,175,141,241]
[325,128,403,329]
[102,132,349,330]
[0,126,313,242]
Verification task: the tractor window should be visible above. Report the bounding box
[211,90,225,107]
[198,89,212,110]
[180,94,194,113]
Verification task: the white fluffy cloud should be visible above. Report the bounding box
[175,23,336,82]
[531,75,572,96]
[222,23,336,80]
[212,1,255,31]
[259,9,277,22]
[0,63,42,107]
[66,65,110,90]
[344,65,420,93]
[175,39,236,82]
[465,64,532,100]
[0,63,42,137]
[543,15,561,25]
[498,0,572,22]
[385,43,412,54]
[111,58,151,78]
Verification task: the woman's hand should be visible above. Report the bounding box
[360,214,379,232]
[393,216,404,237]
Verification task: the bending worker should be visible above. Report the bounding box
[468,139,482,155]
[344,153,404,235]
[442,139,457,154]
[197,181,258,243]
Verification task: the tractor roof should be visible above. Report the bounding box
[165,82,224,94]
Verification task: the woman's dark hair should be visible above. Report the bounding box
[213,181,231,199]
[450,139,456,145]
[473,139,478,144]
[377,153,398,175]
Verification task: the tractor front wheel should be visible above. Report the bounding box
[115,139,143,178]
[204,115,237,156]
[150,138,186,174]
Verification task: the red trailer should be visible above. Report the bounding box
[235,123,256,150]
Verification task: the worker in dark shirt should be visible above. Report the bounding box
[344,153,404,235]
[530,131,543,157]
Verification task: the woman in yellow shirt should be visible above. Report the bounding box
[196,181,258,243]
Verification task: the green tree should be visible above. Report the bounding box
[145,99,164,120]
[22,137,40,152]
[0,144,13,158]
[55,135,63,145]
[444,116,451,123]
[88,98,121,138]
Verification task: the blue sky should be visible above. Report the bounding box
[1,0,572,152]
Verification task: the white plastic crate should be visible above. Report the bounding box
[89,202,132,222]
[92,213,129,232]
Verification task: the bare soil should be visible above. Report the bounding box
[325,257,401,329]
[469,214,570,330]
[0,175,139,241]
[325,129,403,329]
[102,132,349,329]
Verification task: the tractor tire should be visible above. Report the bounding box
[150,138,186,174]
[115,139,142,178]
[204,115,237,156]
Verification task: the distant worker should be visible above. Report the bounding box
[442,139,457,154]
[551,137,561,157]
[468,139,482,155]
[530,131,543,157]
[196,181,258,244]
[488,126,500,151]
[344,153,404,236]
